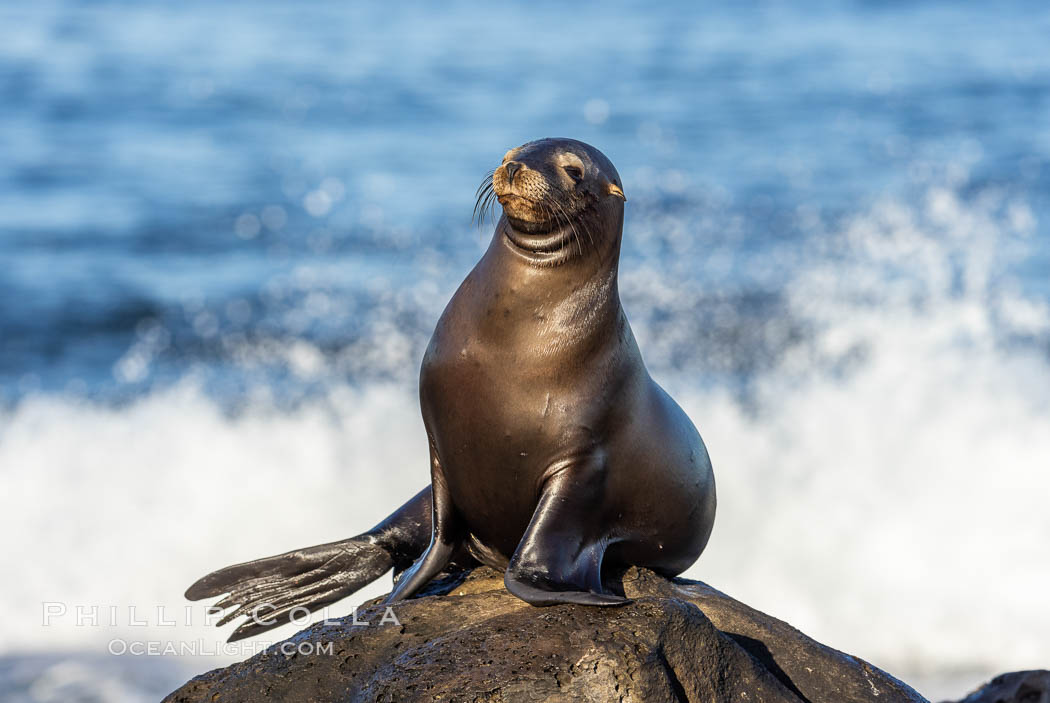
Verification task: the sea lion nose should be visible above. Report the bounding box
[504,161,522,184]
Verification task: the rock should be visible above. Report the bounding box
[943,670,1050,703]
[164,567,927,703]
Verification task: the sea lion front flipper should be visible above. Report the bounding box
[385,448,465,603]
[504,454,630,607]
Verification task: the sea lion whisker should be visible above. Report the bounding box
[484,188,497,223]
[473,170,496,227]
[474,169,495,196]
[479,188,497,228]
[562,197,594,250]
[544,201,578,257]
[543,202,575,256]
[474,182,493,207]
[564,207,584,258]
[473,191,493,227]
[473,190,492,222]
[551,198,584,257]
[472,190,488,223]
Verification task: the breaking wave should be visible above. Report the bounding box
[2,188,1047,700]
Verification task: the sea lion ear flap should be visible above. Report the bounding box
[606,181,626,202]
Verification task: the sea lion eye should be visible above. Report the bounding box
[563,165,583,181]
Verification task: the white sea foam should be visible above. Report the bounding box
[1,192,1047,698]
[0,382,428,659]
[676,188,1050,688]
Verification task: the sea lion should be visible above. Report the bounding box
[186,138,716,640]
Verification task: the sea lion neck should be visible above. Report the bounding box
[498,215,620,292]
[458,217,625,349]
[495,210,622,268]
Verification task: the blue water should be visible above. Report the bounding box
[2,0,1048,405]
[2,2,1050,701]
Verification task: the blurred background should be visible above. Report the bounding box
[1,1,1048,700]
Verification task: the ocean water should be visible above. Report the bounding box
[1,1,1049,700]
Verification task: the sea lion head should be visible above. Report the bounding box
[475,138,626,264]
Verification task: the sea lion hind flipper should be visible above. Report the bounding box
[187,538,394,641]
[504,455,630,607]
[185,487,434,640]
[185,537,391,601]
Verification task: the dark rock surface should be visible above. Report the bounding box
[165,567,928,702]
[944,670,1050,703]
